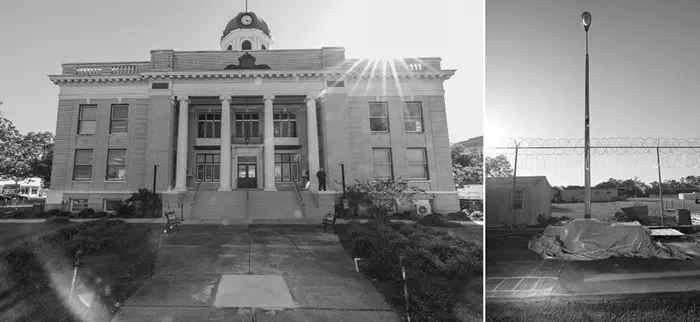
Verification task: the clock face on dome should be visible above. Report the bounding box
[241,15,253,26]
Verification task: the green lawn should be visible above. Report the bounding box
[487,295,700,322]
[0,220,160,321]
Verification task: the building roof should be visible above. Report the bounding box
[223,12,271,39]
[486,176,551,189]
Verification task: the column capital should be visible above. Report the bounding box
[305,94,317,103]
[178,96,190,103]
[220,95,231,102]
[263,94,275,102]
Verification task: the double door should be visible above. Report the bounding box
[237,161,257,189]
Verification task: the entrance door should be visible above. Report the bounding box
[237,164,257,188]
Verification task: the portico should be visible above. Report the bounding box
[172,93,320,193]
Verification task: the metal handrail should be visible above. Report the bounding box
[292,179,304,202]
[189,181,203,218]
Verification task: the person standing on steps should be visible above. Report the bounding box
[316,168,327,191]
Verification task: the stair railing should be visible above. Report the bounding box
[189,180,203,218]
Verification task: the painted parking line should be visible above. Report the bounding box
[485,276,558,298]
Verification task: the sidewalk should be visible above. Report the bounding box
[112,224,401,321]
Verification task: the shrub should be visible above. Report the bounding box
[44,209,62,217]
[45,217,73,225]
[92,211,109,219]
[77,208,96,218]
[417,214,460,227]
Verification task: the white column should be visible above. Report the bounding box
[174,96,189,192]
[263,94,277,191]
[218,95,232,191]
[306,94,320,192]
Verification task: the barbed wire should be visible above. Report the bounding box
[487,137,700,156]
[498,153,700,170]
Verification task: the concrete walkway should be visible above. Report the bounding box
[486,230,700,300]
[112,224,401,321]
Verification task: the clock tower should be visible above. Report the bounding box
[220,12,273,51]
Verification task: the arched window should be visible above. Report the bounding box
[261,45,267,50]
[227,45,232,50]
[241,40,252,50]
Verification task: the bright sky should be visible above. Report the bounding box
[486,0,700,186]
[0,0,483,143]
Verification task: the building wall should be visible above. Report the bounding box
[485,182,551,227]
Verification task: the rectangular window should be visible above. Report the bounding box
[106,149,126,181]
[403,102,424,132]
[110,105,129,133]
[372,148,393,180]
[274,153,300,182]
[70,199,89,212]
[31,187,38,195]
[273,113,298,138]
[73,149,93,181]
[197,112,222,138]
[104,199,122,213]
[78,105,97,135]
[406,148,428,180]
[196,154,220,182]
[234,112,260,138]
[512,191,524,210]
[369,102,389,132]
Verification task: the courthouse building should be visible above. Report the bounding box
[46,11,459,218]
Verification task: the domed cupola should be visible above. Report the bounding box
[220,12,273,51]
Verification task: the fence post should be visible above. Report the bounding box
[656,144,664,226]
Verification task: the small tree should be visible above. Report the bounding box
[125,188,161,217]
[346,177,425,225]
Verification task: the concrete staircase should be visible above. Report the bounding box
[248,190,305,219]
[193,190,247,221]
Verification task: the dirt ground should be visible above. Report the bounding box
[552,197,700,220]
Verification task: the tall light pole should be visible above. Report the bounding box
[582,12,592,219]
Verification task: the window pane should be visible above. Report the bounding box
[206,155,213,162]
[274,113,280,120]
[243,122,251,137]
[369,103,387,117]
[282,154,290,162]
[374,165,392,179]
[252,121,259,137]
[236,113,243,120]
[206,122,214,138]
[291,154,300,162]
[372,149,391,163]
[275,154,281,162]
[205,164,212,180]
[197,164,204,181]
[275,164,282,181]
[213,154,220,162]
[207,114,214,121]
[107,165,126,180]
[290,120,297,137]
[214,113,221,121]
[406,149,426,163]
[252,113,259,120]
[108,150,126,165]
[198,122,206,137]
[76,150,93,164]
[291,164,299,181]
[214,122,221,138]
[75,165,92,179]
[112,105,128,119]
[79,121,97,134]
[289,113,297,120]
[81,106,97,120]
[111,120,128,133]
[197,155,206,162]
[199,114,206,120]
[404,121,417,132]
[370,118,388,132]
[408,165,427,179]
[282,163,290,181]
[244,113,251,120]
[403,103,421,117]
[274,121,281,137]
[281,121,288,137]
[235,121,243,137]
[213,164,220,180]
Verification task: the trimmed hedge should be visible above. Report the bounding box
[344,222,482,321]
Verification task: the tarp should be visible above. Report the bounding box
[528,218,690,260]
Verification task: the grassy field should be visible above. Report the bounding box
[552,197,700,223]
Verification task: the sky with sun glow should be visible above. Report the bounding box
[0,0,483,143]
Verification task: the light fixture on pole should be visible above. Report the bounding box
[582,11,592,219]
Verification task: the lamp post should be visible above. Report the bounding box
[582,11,592,219]
[153,162,160,217]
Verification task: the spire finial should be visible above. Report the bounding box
[245,0,248,12]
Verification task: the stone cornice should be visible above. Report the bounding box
[48,69,455,85]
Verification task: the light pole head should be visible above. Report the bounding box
[582,12,592,32]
